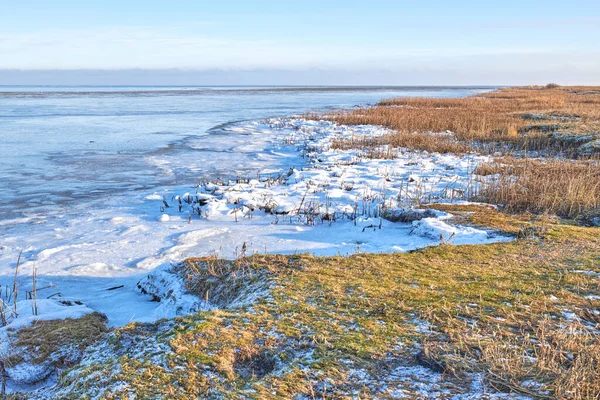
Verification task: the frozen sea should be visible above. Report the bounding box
[0,86,493,218]
[0,86,497,327]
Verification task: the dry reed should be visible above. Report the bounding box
[423,319,600,399]
[321,86,600,219]
[474,157,600,219]
[326,86,600,157]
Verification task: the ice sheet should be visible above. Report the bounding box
[0,116,508,328]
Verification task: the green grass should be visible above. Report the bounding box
[38,205,600,399]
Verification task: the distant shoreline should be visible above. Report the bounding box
[0,85,499,97]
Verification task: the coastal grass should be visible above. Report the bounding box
[331,132,471,156]
[474,157,600,220]
[327,86,600,153]
[47,205,600,399]
[321,86,600,220]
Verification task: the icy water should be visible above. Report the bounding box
[0,86,490,219]
[0,86,498,327]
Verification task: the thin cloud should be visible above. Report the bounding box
[2,25,597,70]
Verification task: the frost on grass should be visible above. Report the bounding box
[136,255,292,317]
[136,262,209,318]
[32,319,176,400]
[1,307,107,389]
[20,213,600,399]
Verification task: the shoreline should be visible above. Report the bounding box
[0,84,499,94]
[3,86,600,398]
[1,116,507,327]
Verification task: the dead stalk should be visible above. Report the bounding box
[13,250,22,317]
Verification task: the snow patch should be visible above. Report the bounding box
[136,263,207,318]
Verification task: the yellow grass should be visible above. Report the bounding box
[5,312,107,367]
[474,157,600,219]
[44,206,600,399]
[321,86,600,219]
[327,86,600,156]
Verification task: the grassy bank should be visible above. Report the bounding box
[21,205,600,399]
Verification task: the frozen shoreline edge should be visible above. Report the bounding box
[2,115,512,324]
[1,114,515,393]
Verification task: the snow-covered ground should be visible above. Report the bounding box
[0,117,509,333]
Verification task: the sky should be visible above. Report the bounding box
[1,0,599,85]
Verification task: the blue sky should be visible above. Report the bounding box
[1,0,599,84]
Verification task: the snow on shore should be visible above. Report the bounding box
[0,118,509,330]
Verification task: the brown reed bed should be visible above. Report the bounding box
[331,131,471,155]
[320,86,600,219]
[474,157,600,220]
[325,85,600,157]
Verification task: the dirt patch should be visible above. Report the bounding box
[233,351,276,380]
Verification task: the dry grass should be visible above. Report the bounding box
[320,86,600,219]
[6,312,108,366]
[474,157,600,219]
[331,131,470,155]
[48,206,600,399]
[422,316,600,399]
[326,86,600,157]
[179,255,299,307]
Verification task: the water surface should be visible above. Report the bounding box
[0,86,492,220]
